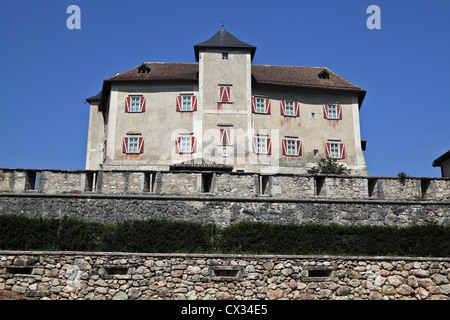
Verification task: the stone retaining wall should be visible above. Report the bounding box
[0,251,448,300]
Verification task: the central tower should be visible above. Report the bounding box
[194,27,257,169]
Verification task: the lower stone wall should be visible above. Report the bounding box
[0,251,448,300]
[0,193,448,227]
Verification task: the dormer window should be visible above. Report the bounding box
[318,70,330,79]
[138,64,151,74]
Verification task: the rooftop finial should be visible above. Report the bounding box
[220,20,224,29]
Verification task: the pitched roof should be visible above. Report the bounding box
[194,27,256,61]
[432,150,450,167]
[94,62,366,108]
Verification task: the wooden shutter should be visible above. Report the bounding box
[280,100,286,116]
[294,101,300,117]
[138,137,144,153]
[323,104,329,119]
[122,137,129,153]
[192,96,198,111]
[191,137,197,153]
[175,137,181,153]
[252,137,257,154]
[125,97,131,113]
[296,140,302,156]
[251,97,256,113]
[265,99,271,114]
[337,104,342,120]
[219,128,230,146]
[220,86,231,102]
[176,96,182,112]
[339,143,345,159]
[266,138,272,155]
[325,142,331,158]
[140,97,146,112]
[282,139,287,155]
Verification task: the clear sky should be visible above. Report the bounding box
[0,0,448,177]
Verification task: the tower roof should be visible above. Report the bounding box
[194,26,256,61]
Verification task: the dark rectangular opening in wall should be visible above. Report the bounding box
[6,266,33,275]
[308,269,332,278]
[202,173,213,193]
[260,175,270,195]
[368,178,378,197]
[315,176,325,196]
[421,179,431,197]
[144,172,156,193]
[211,266,242,281]
[85,171,96,192]
[105,266,128,275]
[24,171,38,190]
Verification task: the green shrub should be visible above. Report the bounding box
[0,215,448,257]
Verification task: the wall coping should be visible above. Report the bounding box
[1,250,449,262]
[1,168,449,180]
[1,191,448,205]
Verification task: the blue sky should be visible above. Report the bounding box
[0,0,448,177]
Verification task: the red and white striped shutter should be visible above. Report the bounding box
[282,139,287,155]
[176,96,182,111]
[175,137,181,153]
[191,137,197,153]
[192,96,198,111]
[252,137,257,154]
[125,97,131,113]
[219,128,225,145]
[220,87,230,102]
[225,128,230,145]
[265,98,271,114]
[325,143,331,158]
[339,143,345,159]
[337,104,342,120]
[267,138,272,155]
[251,97,256,113]
[323,104,329,119]
[295,101,300,117]
[280,100,286,116]
[122,137,129,153]
[140,97,146,112]
[225,87,231,102]
[296,140,302,156]
[138,137,144,153]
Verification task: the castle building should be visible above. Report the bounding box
[85,27,368,175]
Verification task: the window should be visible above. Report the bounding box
[182,96,192,111]
[282,138,302,156]
[123,136,144,154]
[138,64,150,74]
[125,96,145,113]
[323,104,342,120]
[219,127,231,146]
[219,86,231,102]
[130,97,140,112]
[175,136,197,154]
[280,100,299,117]
[325,141,345,159]
[176,95,197,111]
[222,52,229,60]
[252,136,271,155]
[252,97,271,114]
[318,70,330,79]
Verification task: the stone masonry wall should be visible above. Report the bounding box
[0,251,448,300]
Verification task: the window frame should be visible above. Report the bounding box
[284,101,295,116]
[255,98,266,113]
[327,104,338,120]
[128,137,139,154]
[222,52,229,60]
[181,95,192,111]
[180,136,192,153]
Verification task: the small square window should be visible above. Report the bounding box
[222,52,229,60]
[311,112,316,119]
